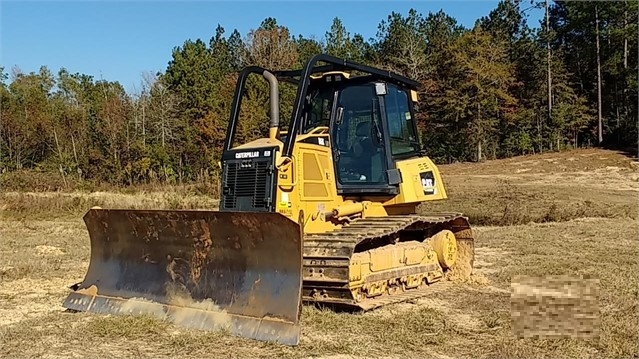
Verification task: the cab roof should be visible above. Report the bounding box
[273,58,420,90]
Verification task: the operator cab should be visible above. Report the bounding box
[300,72,421,195]
[221,54,425,201]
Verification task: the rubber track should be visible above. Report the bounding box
[301,212,474,311]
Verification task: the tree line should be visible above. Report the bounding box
[1,0,636,186]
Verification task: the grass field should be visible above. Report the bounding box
[1,148,637,358]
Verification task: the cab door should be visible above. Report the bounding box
[331,84,394,194]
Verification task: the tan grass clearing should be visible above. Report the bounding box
[0,148,637,358]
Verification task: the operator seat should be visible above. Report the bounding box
[350,121,376,181]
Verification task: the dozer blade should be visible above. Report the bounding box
[63,208,303,345]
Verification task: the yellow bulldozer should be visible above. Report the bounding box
[63,54,475,346]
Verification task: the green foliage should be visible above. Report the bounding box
[294,35,324,67]
[550,0,638,149]
[325,18,371,64]
[374,9,431,80]
[1,4,636,186]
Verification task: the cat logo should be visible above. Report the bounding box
[420,171,436,195]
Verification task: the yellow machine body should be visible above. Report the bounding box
[234,130,449,232]
[63,54,474,346]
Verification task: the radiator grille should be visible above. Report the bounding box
[221,152,276,212]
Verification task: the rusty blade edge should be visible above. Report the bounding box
[63,292,301,346]
[64,290,298,324]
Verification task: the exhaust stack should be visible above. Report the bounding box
[263,70,280,140]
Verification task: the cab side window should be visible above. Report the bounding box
[385,85,418,156]
[303,87,334,133]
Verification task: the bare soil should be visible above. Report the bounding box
[1,148,637,358]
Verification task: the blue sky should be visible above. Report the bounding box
[1,1,543,93]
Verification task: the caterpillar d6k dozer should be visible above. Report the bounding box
[63,54,475,346]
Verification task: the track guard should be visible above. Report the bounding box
[63,208,303,345]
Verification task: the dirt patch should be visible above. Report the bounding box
[446,237,476,282]
[0,277,72,326]
[422,174,637,226]
[441,148,637,176]
[522,166,639,192]
[35,245,65,257]
[473,247,512,274]
[416,297,484,332]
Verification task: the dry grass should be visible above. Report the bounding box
[442,148,638,175]
[469,218,639,358]
[0,169,221,195]
[421,177,637,226]
[0,191,219,220]
[422,148,638,225]
[0,148,637,358]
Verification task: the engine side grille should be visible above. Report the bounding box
[220,149,277,212]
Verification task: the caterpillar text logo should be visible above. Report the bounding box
[235,151,260,159]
